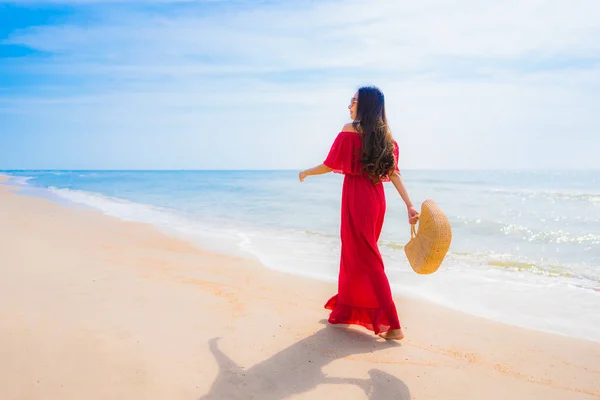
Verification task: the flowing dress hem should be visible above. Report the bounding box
[324,294,401,335]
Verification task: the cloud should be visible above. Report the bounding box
[0,0,218,4]
[6,0,600,70]
[1,0,600,169]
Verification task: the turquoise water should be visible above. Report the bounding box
[3,170,600,341]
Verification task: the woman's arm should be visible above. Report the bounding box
[299,164,333,182]
[389,171,419,224]
[389,171,413,208]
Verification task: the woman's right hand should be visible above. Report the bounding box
[407,206,419,225]
[298,170,308,182]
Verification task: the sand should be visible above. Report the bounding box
[1,174,599,400]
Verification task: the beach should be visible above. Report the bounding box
[1,173,599,400]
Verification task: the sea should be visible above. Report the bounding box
[2,170,599,342]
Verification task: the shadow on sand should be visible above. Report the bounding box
[200,321,411,399]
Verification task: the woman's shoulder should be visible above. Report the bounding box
[340,122,360,135]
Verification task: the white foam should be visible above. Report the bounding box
[49,187,165,221]
[501,223,600,244]
[237,228,340,282]
[7,176,32,186]
[48,187,250,258]
[489,187,600,204]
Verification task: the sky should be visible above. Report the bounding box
[1,0,599,170]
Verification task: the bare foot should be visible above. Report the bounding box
[379,329,404,341]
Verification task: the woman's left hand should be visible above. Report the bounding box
[407,206,419,224]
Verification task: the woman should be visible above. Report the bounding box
[299,86,418,340]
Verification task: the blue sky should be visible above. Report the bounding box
[1,0,599,170]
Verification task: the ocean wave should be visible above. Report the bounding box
[46,187,255,258]
[489,188,600,204]
[457,252,598,288]
[449,215,600,243]
[8,176,33,186]
[501,224,600,244]
[302,229,336,238]
[485,259,572,278]
[379,243,599,286]
[47,187,177,224]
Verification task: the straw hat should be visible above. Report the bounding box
[404,199,452,274]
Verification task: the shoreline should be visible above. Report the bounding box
[1,173,600,399]
[3,173,599,343]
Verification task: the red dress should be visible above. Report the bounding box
[323,131,401,334]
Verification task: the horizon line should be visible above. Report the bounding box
[2,168,600,172]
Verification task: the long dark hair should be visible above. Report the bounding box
[352,86,396,183]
